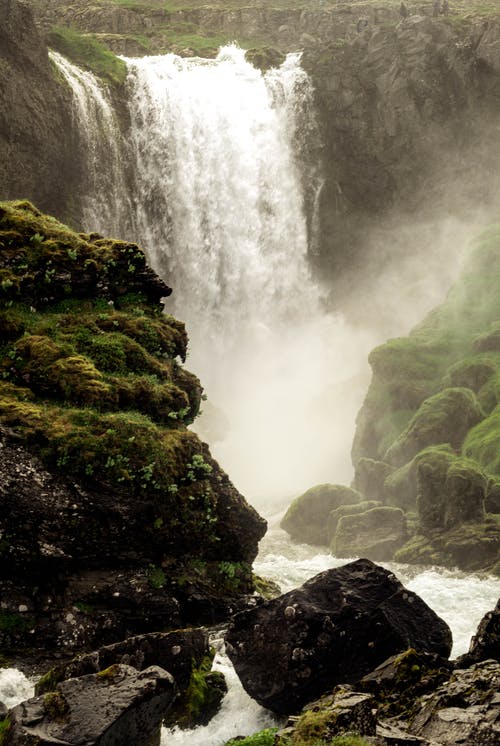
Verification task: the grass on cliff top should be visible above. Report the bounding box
[47,26,127,85]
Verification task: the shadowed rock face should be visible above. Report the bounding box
[0,0,81,222]
[226,558,452,714]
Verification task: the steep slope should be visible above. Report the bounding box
[0,200,266,659]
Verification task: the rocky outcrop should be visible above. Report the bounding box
[280,484,362,545]
[0,201,266,660]
[0,0,81,223]
[3,664,175,746]
[225,558,452,714]
[458,599,500,667]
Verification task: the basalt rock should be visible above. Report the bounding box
[225,558,452,714]
[409,659,500,746]
[4,664,175,746]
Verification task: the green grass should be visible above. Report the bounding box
[47,26,127,86]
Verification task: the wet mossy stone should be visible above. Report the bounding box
[415,447,487,531]
[443,356,497,393]
[384,387,483,468]
[353,458,392,502]
[463,404,500,477]
[281,484,362,546]
[473,321,500,353]
[326,500,381,545]
[395,518,500,572]
[245,47,285,71]
[332,506,407,562]
[485,477,500,513]
[382,458,418,511]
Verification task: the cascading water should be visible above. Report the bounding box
[123,46,371,501]
[49,51,130,238]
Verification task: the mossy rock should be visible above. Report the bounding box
[463,404,500,477]
[281,484,362,546]
[224,729,278,746]
[352,457,393,502]
[395,518,500,572]
[353,226,500,472]
[382,458,418,511]
[332,506,407,561]
[443,356,497,392]
[485,478,500,513]
[164,652,227,729]
[415,446,486,531]
[384,387,483,468]
[245,47,285,71]
[326,500,381,545]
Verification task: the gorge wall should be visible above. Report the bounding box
[3,1,500,297]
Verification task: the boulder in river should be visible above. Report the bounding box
[3,664,175,745]
[225,558,452,714]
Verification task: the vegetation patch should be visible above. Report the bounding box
[47,26,127,86]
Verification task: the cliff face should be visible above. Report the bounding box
[0,0,82,223]
[303,12,500,284]
[6,1,500,292]
[0,200,266,658]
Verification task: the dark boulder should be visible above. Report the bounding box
[4,664,175,746]
[225,558,452,714]
[35,628,209,695]
[409,660,500,746]
[457,598,499,667]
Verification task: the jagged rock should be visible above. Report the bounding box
[457,599,500,667]
[360,648,453,719]
[225,558,452,714]
[277,687,377,743]
[4,664,175,746]
[409,660,500,746]
[35,629,209,695]
[34,628,228,730]
[332,506,407,561]
[280,484,362,545]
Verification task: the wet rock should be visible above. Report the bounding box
[332,505,407,561]
[457,598,500,667]
[409,660,500,746]
[353,457,393,502]
[225,558,452,714]
[5,664,175,746]
[281,484,362,545]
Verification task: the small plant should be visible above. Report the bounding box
[147,564,166,589]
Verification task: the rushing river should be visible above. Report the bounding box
[3,521,498,744]
[22,45,498,745]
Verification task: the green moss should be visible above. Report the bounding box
[463,405,500,477]
[327,500,381,544]
[47,26,127,86]
[281,484,361,546]
[35,668,62,696]
[0,717,11,745]
[332,506,407,561]
[384,387,483,468]
[165,652,226,728]
[225,729,278,746]
[43,691,69,722]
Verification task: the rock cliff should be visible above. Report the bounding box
[0,200,266,662]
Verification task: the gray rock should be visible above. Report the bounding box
[6,664,175,746]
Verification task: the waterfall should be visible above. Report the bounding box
[49,51,130,238]
[121,46,369,502]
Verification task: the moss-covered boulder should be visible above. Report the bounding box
[280,484,361,545]
[326,501,381,545]
[0,200,266,658]
[384,387,483,468]
[415,447,487,531]
[382,459,418,512]
[332,507,407,562]
[352,458,392,502]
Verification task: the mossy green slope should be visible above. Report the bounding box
[0,199,265,579]
[352,225,500,572]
